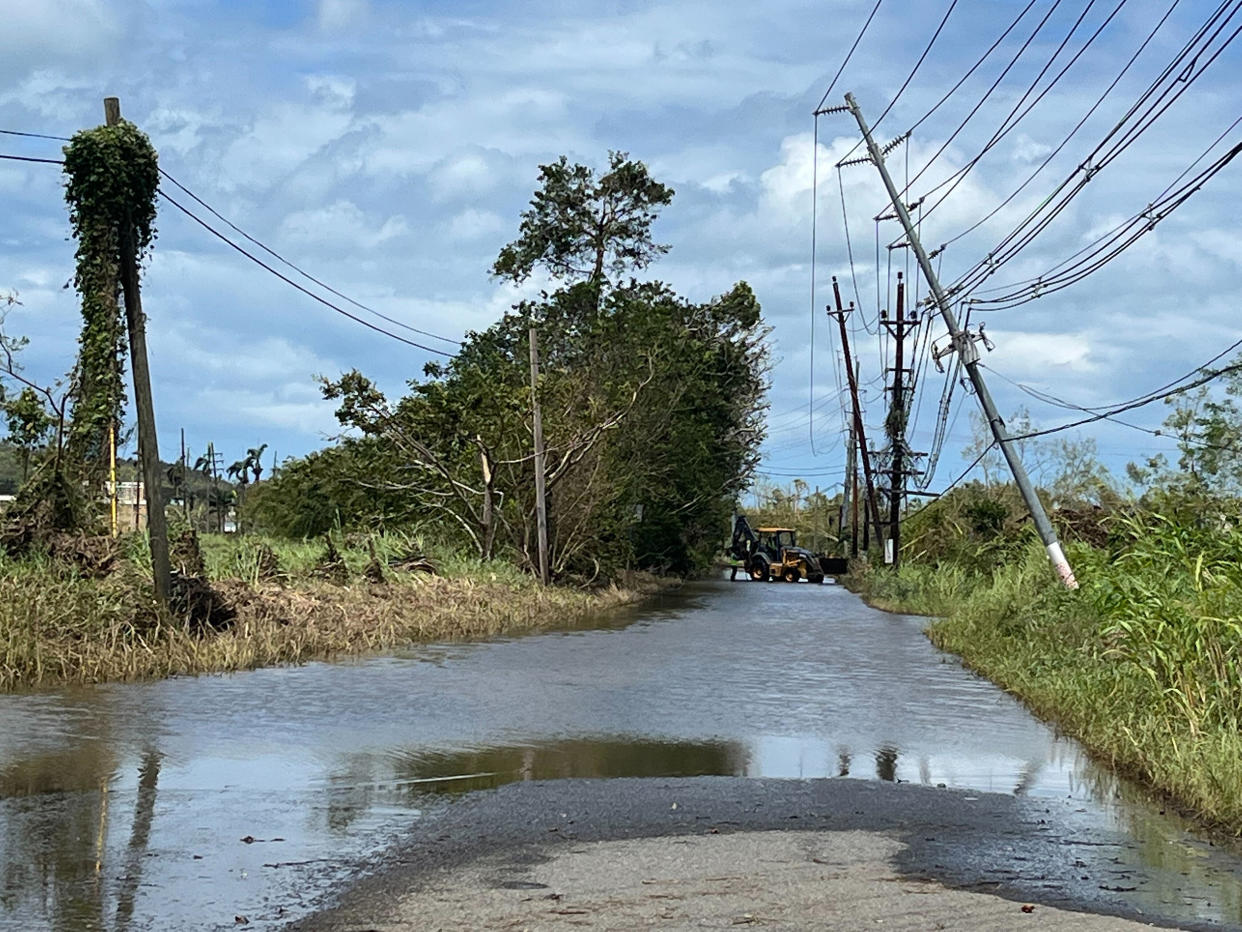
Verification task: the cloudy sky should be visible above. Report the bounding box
[0,0,1238,494]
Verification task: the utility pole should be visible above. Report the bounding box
[109,420,118,538]
[842,92,1077,588]
[207,440,221,533]
[108,96,171,606]
[828,277,886,548]
[528,327,550,585]
[839,419,854,555]
[881,272,917,569]
[851,462,860,557]
[180,427,188,519]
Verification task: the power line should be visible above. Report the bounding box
[906,0,1041,137]
[815,0,884,112]
[933,0,1180,253]
[0,153,63,165]
[1007,358,1242,443]
[966,110,1242,305]
[158,187,456,356]
[965,135,1242,309]
[835,0,961,165]
[0,129,70,142]
[946,0,1242,299]
[2,126,465,347]
[898,0,1068,199]
[902,441,995,517]
[916,0,1128,225]
[158,169,461,347]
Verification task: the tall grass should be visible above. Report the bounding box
[0,532,666,693]
[858,511,1242,835]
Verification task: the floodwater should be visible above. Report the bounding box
[1,577,1241,930]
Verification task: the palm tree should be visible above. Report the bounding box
[245,444,268,484]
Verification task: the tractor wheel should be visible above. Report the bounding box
[748,557,769,582]
[782,567,801,583]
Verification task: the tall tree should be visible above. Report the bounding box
[492,151,673,288]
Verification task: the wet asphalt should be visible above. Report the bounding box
[295,775,1242,931]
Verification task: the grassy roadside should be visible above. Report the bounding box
[0,532,671,692]
[851,528,1242,837]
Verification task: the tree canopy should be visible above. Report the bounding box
[492,151,673,287]
[251,153,767,580]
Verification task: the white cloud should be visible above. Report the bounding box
[987,329,1097,378]
[0,0,116,63]
[317,0,369,32]
[445,208,504,242]
[279,201,409,251]
[0,0,1235,481]
[426,150,507,201]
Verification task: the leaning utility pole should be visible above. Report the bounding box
[528,327,550,585]
[105,97,171,607]
[880,273,917,569]
[840,414,855,555]
[828,277,886,548]
[842,92,1077,588]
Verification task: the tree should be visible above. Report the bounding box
[244,444,268,483]
[1044,436,1117,507]
[1125,357,1242,496]
[492,151,673,288]
[272,153,768,581]
[4,387,54,481]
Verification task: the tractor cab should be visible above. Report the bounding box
[757,527,798,552]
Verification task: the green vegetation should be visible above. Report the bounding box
[842,379,1242,834]
[0,151,754,690]
[0,531,665,692]
[250,152,768,580]
[62,118,159,484]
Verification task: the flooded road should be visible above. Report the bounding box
[2,577,1241,930]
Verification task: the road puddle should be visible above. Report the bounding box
[1,578,1240,929]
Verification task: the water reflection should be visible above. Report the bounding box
[1,577,1241,929]
[114,751,160,930]
[0,745,116,931]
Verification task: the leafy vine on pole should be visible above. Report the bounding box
[62,119,159,484]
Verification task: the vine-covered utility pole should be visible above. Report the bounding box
[840,92,1078,589]
[104,97,171,606]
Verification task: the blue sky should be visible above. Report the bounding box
[0,0,1238,495]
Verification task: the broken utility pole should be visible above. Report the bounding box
[828,277,886,551]
[842,92,1078,589]
[105,97,172,607]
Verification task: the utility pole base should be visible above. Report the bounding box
[1046,541,1079,590]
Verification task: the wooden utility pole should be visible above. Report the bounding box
[207,440,221,533]
[180,427,188,518]
[851,463,860,557]
[107,96,171,606]
[109,420,118,538]
[881,273,917,569]
[828,278,886,548]
[528,327,550,585]
[843,92,1077,588]
[838,424,852,554]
